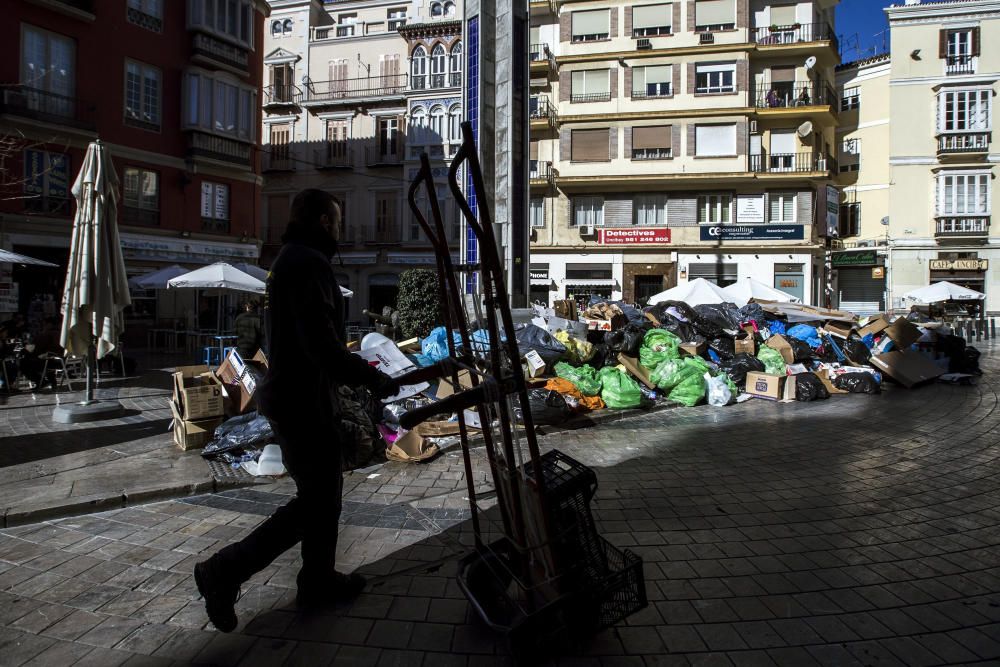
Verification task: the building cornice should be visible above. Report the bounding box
[397,20,462,39]
[886,1,1000,23]
[558,40,837,66]
[560,108,753,123]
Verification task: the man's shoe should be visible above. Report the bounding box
[296,571,367,610]
[194,558,240,632]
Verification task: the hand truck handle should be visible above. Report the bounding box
[392,358,462,387]
[399,378,499,430]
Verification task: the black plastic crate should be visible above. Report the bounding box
[580,536,648,631]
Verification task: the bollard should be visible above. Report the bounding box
[967,321,974,342]
[977,324,983,342]
[992,318,996,340]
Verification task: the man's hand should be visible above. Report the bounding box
[371,371,402,400]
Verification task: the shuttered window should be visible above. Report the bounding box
[633,65,672,97]
[632,125,671,159]
[571,69,611,102]
[695,0,735,30]
[770,4,796,26]
[572,10,610,41]
[695,124,736,156]
[530,197,545,227]
[571,128,611,161]
[768,192,796,223]
[633,4,672,36]
[770,65,795,83]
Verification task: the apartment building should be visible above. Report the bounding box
[0,0,267,339]
[883,0,1000,314]
[260,0,462,321]
[832,53,890,314]
[528,0,840,307]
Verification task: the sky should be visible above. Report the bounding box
[835,0,894,62]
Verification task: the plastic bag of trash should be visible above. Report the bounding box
[693,303,742,334]
[604,323,648,357]
[554,330,595,364]
[705,373,732,407]
[515,389,572,426]
[667,372,706,407]
[756,346,787,376]
[421,327,462,363]
[651,356,710,391]
[793,373,830,401]
[789,337,815,362]
[647,300,698,324]
[202,412,273,457]
[833,372,881,394]
[555,362,602,396]
[787,324,822,349]
[724,353,765,387]
[655,316,699,344]
[766,319,787,335]
[514,325,566,371]
[598,367,642,409]
[739,302,767,324]
[470,329,494,354]
[639,329,681,369]
[709,335,736,362]
[841,337,871,365]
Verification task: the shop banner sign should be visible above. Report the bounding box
[699,225,804,241]
[599,228,671,244]
[736,195,765,223]
[832,250,877,267]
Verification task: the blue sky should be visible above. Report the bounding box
[836,0,893,61]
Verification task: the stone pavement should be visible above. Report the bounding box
[0,346,999,664]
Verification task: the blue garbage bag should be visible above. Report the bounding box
[787,324,822,349]
[766,319,787,335]
[421,327,462,363]
[861,333,875,350]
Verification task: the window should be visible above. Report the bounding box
[769,129,797,169]
[201,182,230,221]
[21,25,76,117]
[571,69,611,103]
[445,1,456,17]
[448,105,462,144]
[388,8,407,29]
[573,196,604,227]
[632,65,671,98]
[123,167,160,224]
[188,0,254,47]
[22,149,70,213]
[184,72,256,141]
[337,13,357,37]
[125,61,161,130]
[128,0,163,30]
[572,9,610,42]
[632,125,672,160]
[633,4,672,36]
[431,44,446,87]
[941,28,979,73]
[450,42,462,86]
[431,2,443,17]
[271,20,282,37]
[767,192,796,223]
[375,192,399,242]
[530,198,545,227]
[841,86,859,111]
[939,89,991,132]
[571,128,611,162]
[283,19,293,35]
[697,194,731,224]
[634,194,667,225]
[839,138,860,172]
[430,105,445,140]
[325,120,348,162]
[937,172,990,216]
[695,124,736,157]
[695,62,736,94]
[410,106,427,149]
[838,203,860,238]
[695,0,735,31]
[379,117,399,155]
[411,46,427,89]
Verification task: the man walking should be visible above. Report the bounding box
[233,301,262,358]
[194,189,399,631]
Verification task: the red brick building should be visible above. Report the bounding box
[0,0,268,339]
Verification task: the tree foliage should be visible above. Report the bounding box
[396,269,442,339]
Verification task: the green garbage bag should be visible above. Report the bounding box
[668,373,706,407]
[639,329,681,369]
[598,367,642,409]
[756,346,787,376]
[650,356,710,391]
[554,362,602,397]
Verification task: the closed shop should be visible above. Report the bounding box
[837,268,884,314]
[688,262,737,286]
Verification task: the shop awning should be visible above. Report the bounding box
[564,279,616,287]
[119,233,259,263]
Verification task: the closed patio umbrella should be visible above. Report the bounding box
[54,140,131,423]
[721,277,800,308]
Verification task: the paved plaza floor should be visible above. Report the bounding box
[0,346,998,665]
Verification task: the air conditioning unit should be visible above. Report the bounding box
[749,120,759,134]
[699,32,715,44]
[636,38,652,50]
[579,224,595,236]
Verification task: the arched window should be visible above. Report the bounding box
[448,104,462,144]
[431,2,443,17]
[430,105,445,140]
[410,106,427,145]
[271,20,282,36]
[282,19,293,34]
[449,42,462,87]
[410,46,427,89]
[430,44,446,88]
[444,1,456,17]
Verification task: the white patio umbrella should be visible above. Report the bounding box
[55,140,131,423]
[902,281,985,304]
[128,264,189,290]
[721,277,800,308]
[0,249,58,267]
[167,262,264,294]
[230,262,267,282]
[648,278,731,307]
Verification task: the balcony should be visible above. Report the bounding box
[366,144,404,167]
[755,81,836,110]
[26,0,94,20]
[388,18,406,31]
[530,160,555,188]
[202,217,231,234]
[570,92,612,104]
[23,194,72,216]
[185,130,252,168]
[121,206,160,227]
[529,96,557,129]
[191,32,250,75]
[449,72,462,87]
[936,216,989,238]
[127,5,162,31]
[945,55,975,76]
[752,22,837,51]
[315,144,353,169]
[302,74,407,105]
[367,224,402,244]
[632,84,672,99]
[750,152,832,174]
[263,152,296,172]
[263,84,302,108]
[0,85,96,131]
[938,131,990,155]
[529,43,550,62]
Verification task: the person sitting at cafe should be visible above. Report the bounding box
[20,317,63,390]
[234,301,263,358]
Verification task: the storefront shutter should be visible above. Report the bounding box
[838,268,884,314]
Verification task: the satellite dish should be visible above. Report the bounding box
[880,216,890,226]
[805,56,817,69]
[797,121,814,138]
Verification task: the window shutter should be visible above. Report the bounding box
[573,10,610,36]
[572,128,610,161]
[633,126,670,149]
[668,195,697,225]
[939,29,948,58]
[610,68,618,100]
[633,5,667,29]
[529,140,539,159]
[625,67,633,98]
[771,65,795,83]
[770,4,795,26]
[215,184,229,219]
[625,5,633,35]
[796,190,813,225]
[696,0,734,26]
[972,27,981,56]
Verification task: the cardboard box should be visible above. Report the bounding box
[172,365,225,420]
[644,312,661,326]
[679,341,707,357]
[869,350,945,388]
[745,372,785,400]
[553,299,578,321]
[544,316,589,339]
[170,402,223,451]
[215,349,269,416]
[812,371,849,395]
[617,354,656,390]
[435,369,474,400]
[734,335,756,356]
[524,350,547,378]
[583,317,613,332]
[356,340,430,401]
[883,318,921,350]
[824,321,855,340]
[858,315,890,338]
[764,334,795,364]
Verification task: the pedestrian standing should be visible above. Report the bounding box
[233,301,262,358]
[194,189,400,632]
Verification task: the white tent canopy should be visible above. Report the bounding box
[167,262,265,293]
[230,262,267,282]
[902,281,985,304]
[648,278,731,307]
[0,249,58,267]
[721,277,800,308]
[128,265,189,290]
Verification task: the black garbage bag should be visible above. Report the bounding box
[587,343,615,369]
[789,337,815,362]
[604,300,646,326]
[841,337,871,365]
[605,323,648,357]
[646,300,698,325]
[793,373,830,401]
[938,335,982,374]
[833,373,881,394]
[816,343,840,363]
[708,335,736,362]
[691,303,742,338]
[515,389,572,426]
[964,346,982,375]
[514,324,567,371]
[201,412,274,457]
[656,314,700,343]
[724,352,765,388]
[739,302,767,324]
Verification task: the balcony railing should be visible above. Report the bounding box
[938,132,990,154]
[185,130,252,167]
[23,195,72,216]
[263,152,296,171]
[315,145,353,168]
[529,43,550,62]
[945,55,975,76]
[202,217,231,234]
[0,85,96,130]
[430,74,446,88]
[570,92,612,104]
[367,224,402,244]
[530,160,554,184]
[192,32,250,74]
[366,144,404,166]
[530,97,557,124]
[264,84,301,105]
[121,206,160,227]
[750,152,831,173]
[449,72,462,87]
[936,216,989,236]
[632,84,672,99]
[752,22,836,50]
[303,74,407,102]
[755,81,836,109]
[127,5,162,31]
[388,18,406,30]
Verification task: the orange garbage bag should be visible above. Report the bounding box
[545,378,605,412]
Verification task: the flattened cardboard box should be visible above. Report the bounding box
[824,321,855,340]
[215,349,269,416]
[617,353,656,390]
[679,341,707,357]
[170,401,223,451]
[745,372,785,401]
[883,318,921,350]
[858,315,890,338]
[764,334,795,364]
[172,365,225,420]
[734,335,756,356]
[870,350,944,388]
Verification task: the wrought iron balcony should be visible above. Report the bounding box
[191,32,250,75]
[366,144,404,166]
[127,5,161,31]
[632,83,672,99]
[0,84,96,130]
[529,97,557,125]
[366,224,402,244]
[23,195,72,216]
[938,131,990,154]
[752,22,837,50]
[303,74,407,103]
[570,92,612,104]
[201,217,231,234]
[315,144,353,168]
[755,81,836,109]
[185,130,252,168]
[529,43,550,62]
[945,55,975,76]
[263,84,301,106]
[936,216,989,237]
[121,206,160,227]
[530,160,554,186]
[263,152,296,172]
[449,72,462,87]
[749,152,832,174]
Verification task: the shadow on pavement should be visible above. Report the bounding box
[0,416,171,467]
